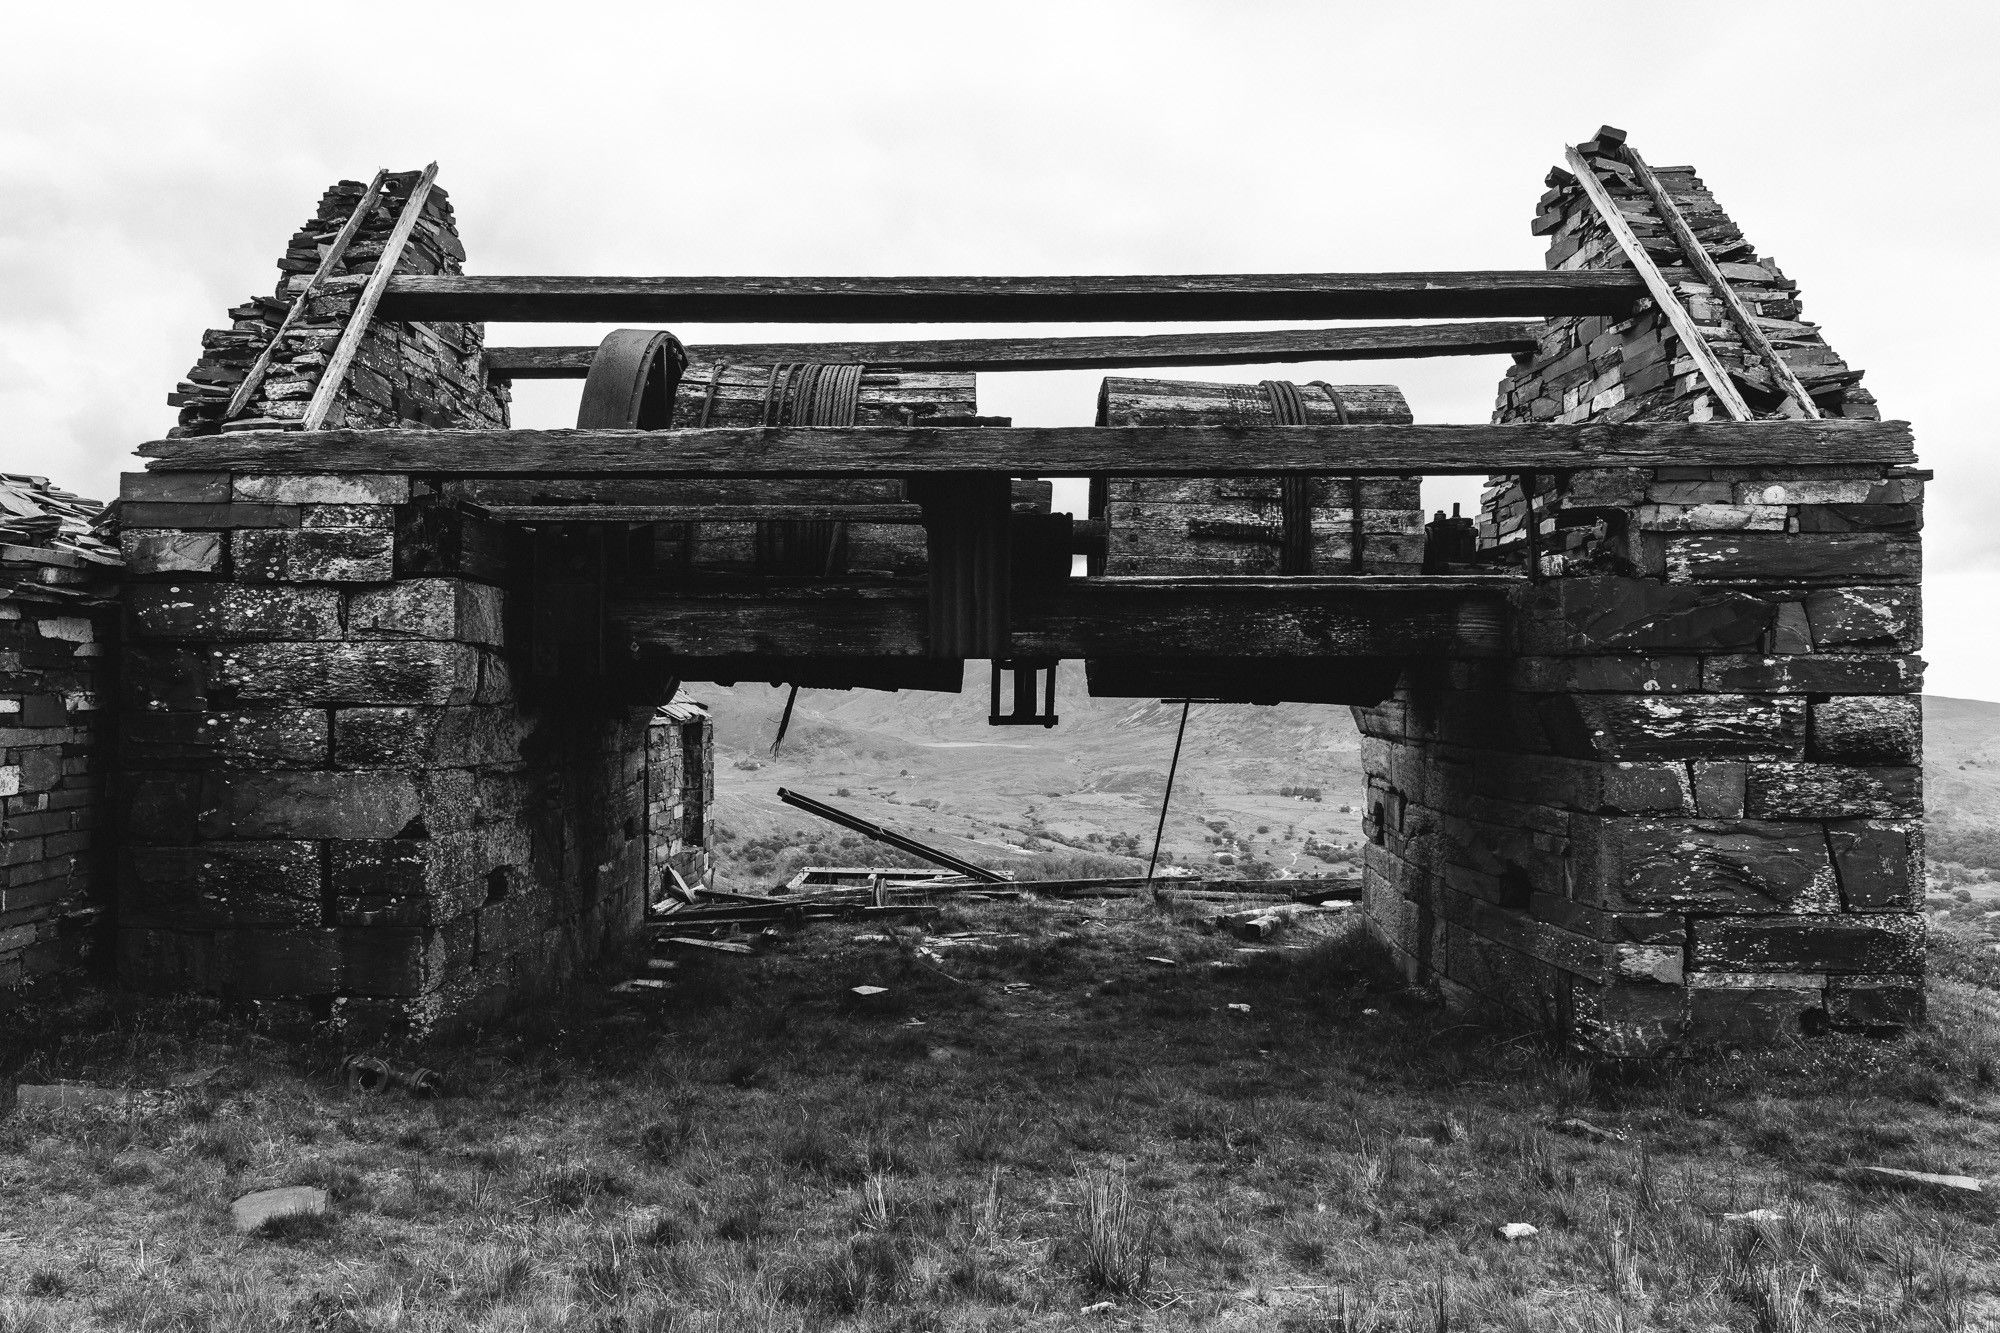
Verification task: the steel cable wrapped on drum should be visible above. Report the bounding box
[1092,376,1425,576]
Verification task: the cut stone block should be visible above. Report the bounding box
[235,528,395,583]
[121,530,225,574]
[127,585,341,641]
[230,1186,330,1232]
[1809,695,1920,765]
[1691,914,1923,975]
[1541,693,1804,761]
[1742,763,1920,820]
[210,642,480,706]
[197,770,423,839]
[233,474,411,505]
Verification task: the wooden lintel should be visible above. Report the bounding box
[140,420,1917,476]
[363,270,1646,324]
[484,321,1545,380]
[483,503,924,524]
[610,575,1517,662]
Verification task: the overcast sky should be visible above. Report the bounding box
[5,1,1994,699]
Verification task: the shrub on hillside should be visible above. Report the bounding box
[1931,826,2000,873]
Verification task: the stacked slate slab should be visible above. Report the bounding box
[167,172,508,436]
[1353,133,1925,1054]
[647,698,714,896]
[0,476,121,993]
[120,180,654,1037]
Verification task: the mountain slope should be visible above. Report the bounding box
[688,683,2000,888]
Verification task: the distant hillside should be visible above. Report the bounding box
[686,683,2000,888]
[1926,695,2000,869]
[690,674,1369,891]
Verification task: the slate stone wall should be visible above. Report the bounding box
[1354,138,1925,1054]
[119,175,658,1037]
[0,596,117,992]
[168,171,508,437]
[646,704,715,896]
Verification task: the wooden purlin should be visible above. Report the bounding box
[1563,144,1755,423]
[484,321,1544,379]
[225,169,389,422]
[376,269,1647,323]
[301,163,440,432]
[1619,144,1824,419]
[138,419,1918,476]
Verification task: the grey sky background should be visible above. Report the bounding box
[5,2,1994,698]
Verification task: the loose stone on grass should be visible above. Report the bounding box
[231,1186,330,1233]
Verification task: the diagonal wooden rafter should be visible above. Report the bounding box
[301,162,439,432]
[1618,144,1823,419]
[1564,144,1755,422]
[225,170,388,421]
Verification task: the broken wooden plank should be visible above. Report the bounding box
[302,163,440,431]
[1565,145,1753,421]
[376,270,1647,324]
[778,788,1003,883]
[139,419,1916,476]
[662,936,754,954]
[484,320,1545,379]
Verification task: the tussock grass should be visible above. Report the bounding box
[1,902,1997,1329]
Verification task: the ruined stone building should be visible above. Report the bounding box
[0,130,1925,1053]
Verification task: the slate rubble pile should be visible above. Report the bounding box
[167,171,508,437]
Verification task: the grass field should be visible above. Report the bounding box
[3,898,1998,1332]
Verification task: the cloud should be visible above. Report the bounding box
[4,0,1992,693]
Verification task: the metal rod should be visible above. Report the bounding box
[777,787,1003,883]
[1147,700,1193,882]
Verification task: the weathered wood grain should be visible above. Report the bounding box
[303,163,438,431]
[673,364,973,428]
[485,504,923,525]
[485,321,1545,379]
[140,420,1916,476]
[1097,378,1410,428]
[608,575,1515,660]
[1622,144,1822,418]
[1565,146,1753,421]
[372,271,1648,324]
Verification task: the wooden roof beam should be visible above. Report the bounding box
[484,321,1545,380]
[139,419,1916,477]
[362,270,1648,324]
[611,576,1517,662]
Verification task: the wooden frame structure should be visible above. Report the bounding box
[121,126,1926,1053]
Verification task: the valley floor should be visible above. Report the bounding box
[2,900,1998,1332]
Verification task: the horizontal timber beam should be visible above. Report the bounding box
[611,575,1515,662]
[484,321,1544,379]
[141,420,1917,476]
[362,270,1647,323]
[481,503,923,524]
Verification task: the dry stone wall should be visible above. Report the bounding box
[168,172,508,436]
[1355,136,1925,1054]
[0,478,120,994]
[120,176,661,1037]
[647,701,715,896]
[116,468,658,1037]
